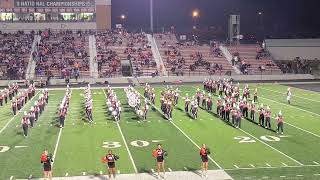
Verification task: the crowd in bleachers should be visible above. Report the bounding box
[156,33,232,76]
[96,29,157,77]
[35,30,90,79]
[0,31,34,80]
[229,44,282,75]
[280,57,314,74]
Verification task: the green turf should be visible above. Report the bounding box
[0,84,319,180]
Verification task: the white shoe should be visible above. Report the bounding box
[163,173,166,179]
[157,175,160,179]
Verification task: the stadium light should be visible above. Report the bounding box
[120,14,126,20]
[192,10,200,18]
[258,12,262,15]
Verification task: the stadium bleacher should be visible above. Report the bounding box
[35,30,90,79]
[154,32,234,76]
[227,44,283,75]
[95,30,158,77]
[0,32,34,80]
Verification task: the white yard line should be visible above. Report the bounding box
[284,121,320,138]
[239,128,303,166]
[0,91,40,134]
[259,96,320,117]
[136,90,223,169]
[52,90,72,166]
[103,89,138,173]
[281,162,288,166]
[225,164,320,171]
[52,127,62,166]
[257,86,320,103]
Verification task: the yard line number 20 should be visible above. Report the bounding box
[234,135,281,143]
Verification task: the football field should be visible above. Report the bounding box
[0,83,320,179]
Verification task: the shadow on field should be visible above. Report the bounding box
[92,173,108,179]
[139,168,158,178]
[185,167,202,177]
[244,117,277,133]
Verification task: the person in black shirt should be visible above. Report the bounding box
[102,150,119,179]
[41,150,53,180]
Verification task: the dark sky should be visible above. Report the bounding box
[111,0,320,37]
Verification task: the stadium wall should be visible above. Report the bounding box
[0,22,97,32]
[265,39,320,61]
[0,74,315,87]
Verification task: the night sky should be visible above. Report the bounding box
[111,0,320,38]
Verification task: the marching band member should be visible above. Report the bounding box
[143,99,149,120]
[184,94,190,113]
[0,91,3,106]
[276,111,284,134]
[207,94,212,111]
[29,107,35,128]
[249,101,256,121]
[287,88,292,104]
[242,98,248,118]
[235,106,242,128]
[216,97,222,117]
[258,104,265,126]
[265,106,272,129]
[253,88,258,102]
[191,101,198,120]
[21,111,30,137]
[11,97,17,115]
[174,88,179,106]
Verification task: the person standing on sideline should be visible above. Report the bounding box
[200,144,210,178]
[41,150,53,180]
[152,144,167,179]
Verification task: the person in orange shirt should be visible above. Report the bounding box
[152,144,167,179]
[200,144,210,178]
[102,150,119,179]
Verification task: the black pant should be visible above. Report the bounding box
[250,110,255,121]
[22,124,28,136]
[259,114,264,125]
[29,117,35,127]
[242,108,248,118]
[225,111,230,122]
[277,122,283,133]
[60,116,65,127]
[265,117,271,128]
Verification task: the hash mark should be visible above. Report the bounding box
[280,176,286,178]
[65,173,68,176]
[184,167,188,170]
[10,176,13,180]
[82,172,86,176]
[168,168,172,172]
[151,169,155,173]
[313,161,319,165]
[296,175,303,177]
[249,164,255,167]
[266,163,271,167]
[234,165,239,168]
[281,162,288,166]
[99,171,103,175]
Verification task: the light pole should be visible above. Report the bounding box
[150,0,154,35]
[120,14,126,28]
[192,9,200,39]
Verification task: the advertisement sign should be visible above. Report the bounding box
[14,0,95,8]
